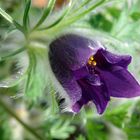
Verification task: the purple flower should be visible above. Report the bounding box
[49,34,140,114]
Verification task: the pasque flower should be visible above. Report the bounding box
[49,34,140,114]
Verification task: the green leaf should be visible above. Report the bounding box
[107,7,121,19]
[43,108,75,140]
[24,46,50,103]
[23,0,31,31]
[112,18,140,42]
[0,8,23,32]
[0,105,12,140]
[0,47,27,88]
[56,0,106,28]
[131,12,140,21]
[76,135,86,140]
[104,101,132,128]
[89,13,113,32]
[38,4,71,30]
[124,100,140,140]
[50,120,75,139]
[111,7,128,36]
[32,0,56,30]
[0,47,26,61]
[86,119,108,140]
[0,68,27,88]
[0,8,14,24]
[72,0,91,14]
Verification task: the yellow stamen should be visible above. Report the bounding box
[90,56,94,61]
[88,56,97,66]
[92,61,97,66]
[88,60,92,65]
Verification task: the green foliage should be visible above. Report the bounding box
[43,109,75,139]
[24,47,48,103]
[124,101,140,140]
[76,135,86,140]
[131,12,140,21]
[23,0,31,31]
[89,6,121,32]
[89,13,113,32]
[0,106,12,140]
[104,102,132,128]
[33,0,56,30]
[86,119,108,140]
[0,0,140,140]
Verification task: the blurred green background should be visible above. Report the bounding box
[0,0,140,140]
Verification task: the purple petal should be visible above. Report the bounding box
[85,74,102,86]
[62,77,82,105]
[73,66,89,80]
[72,78,110,114]
[95,49,132,69]
[73,67,102,86]
[49,34,102,71]
[49,52,82,105]
[97,66,140,98]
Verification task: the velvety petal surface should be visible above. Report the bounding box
[72,77,110,114]
[61,77,82,105]
[49,34,102,71]
[49,49,82,105]
[97,66,140,98]
[95,49,132,69]
[73,66,89,80]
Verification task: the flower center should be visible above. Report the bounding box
[87,56,97,67]
[87,56,97,74]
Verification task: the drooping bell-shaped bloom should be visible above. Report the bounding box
[49,34,140,114]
